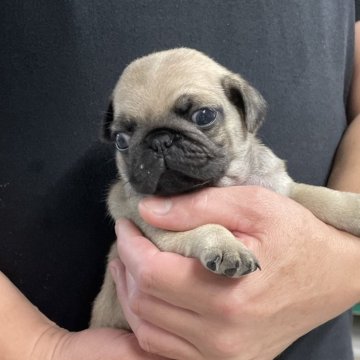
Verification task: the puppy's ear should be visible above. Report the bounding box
[222,74,267,133]
[101,100,114,142]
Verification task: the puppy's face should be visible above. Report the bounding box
[103,48,266,195]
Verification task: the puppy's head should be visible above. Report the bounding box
[103,48,266,195]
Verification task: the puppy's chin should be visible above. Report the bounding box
[131,170,213,196]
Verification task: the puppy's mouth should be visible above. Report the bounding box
[128,129,227,195]
[151,170,211,195]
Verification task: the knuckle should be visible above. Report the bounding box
[216,302,236,320]
[137,263,157,294]
[212,332,239,358]
[252,186,283,212]
[245,186,270,209]
[190,188,210,213]
[137,324,179,358]
[212,296,241,321]
[128,290,144,316]
[235,186,279,229]
[247,303,272,319]
[136,323,157,354]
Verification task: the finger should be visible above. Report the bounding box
[115,218,160,268]
[115,219,208,313]
[115,220,255,315]
[139,185,283,234]
[110,258,202,360]
[124,270,204,344]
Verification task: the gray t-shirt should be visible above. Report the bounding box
[0,1,356,359]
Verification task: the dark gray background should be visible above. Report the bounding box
[0,1,357,358]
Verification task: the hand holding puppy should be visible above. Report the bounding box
[111,186,360,360]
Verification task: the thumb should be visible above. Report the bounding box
[139,186,279,233]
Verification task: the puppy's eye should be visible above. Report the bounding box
[191,108,217,128]
[115,132,130,151]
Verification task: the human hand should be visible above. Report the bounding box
[111,186,360,360]
[31,324,165,360]
[0,272,165,360]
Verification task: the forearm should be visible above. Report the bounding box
[328,114,360,192]
[326,113,360,305]
[328,20,360,192]
[0,272,61,360]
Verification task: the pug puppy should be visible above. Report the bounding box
[90,48,360,329]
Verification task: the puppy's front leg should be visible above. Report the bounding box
[109,184,259,277]
[90,243,130,329]
[143,223,260,278]
[289,183,360,236]
[90,223,259,330]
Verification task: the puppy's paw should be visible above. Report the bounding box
[155,224,260,278]
[201,244,259,277]
[192,225,260,277]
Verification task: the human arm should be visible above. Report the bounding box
[0,271,164,360]
[328,21,360,192]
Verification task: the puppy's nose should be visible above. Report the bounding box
[146,130,178,153]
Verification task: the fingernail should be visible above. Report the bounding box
[140,197,172,215]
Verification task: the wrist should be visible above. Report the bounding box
[29,325,69,360]
[0,272,65,360]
